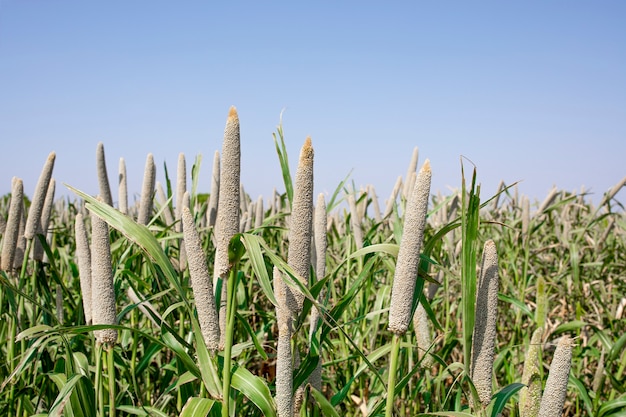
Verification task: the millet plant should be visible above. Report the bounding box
[0,108,625,417]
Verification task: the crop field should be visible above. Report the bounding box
[0,107,625,417]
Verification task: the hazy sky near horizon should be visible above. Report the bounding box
[1,1,625,208]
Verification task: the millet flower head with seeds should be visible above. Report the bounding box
[1,178,24,272]
[383,175,403,219]
[388,159,431,335]
[412,302,433,367]
[214,106,241,348]
[118,157,128,214]
[538,336,574,417]
[137,153,156,226]
[90,209,118,345]
[519,327,544,417]
[470,239,499,408]
[13,205,26,269]
[309,192,327,391]
[96,142,113,206]
[182,206,220,351]
[214,106,241,280]
[286,136,314,314]
[175,157,189,269]
[33,178,56,261]
[273,266,294,417]
[207,150,220,228]
[402,146,419,199]
[175,152,187,229]
[75,212,92,325]
[25,152,56,240]
[347,192,363,250]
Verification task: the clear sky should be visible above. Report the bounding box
[1,1,625,208]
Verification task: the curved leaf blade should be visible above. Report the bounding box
[231,365,276,417]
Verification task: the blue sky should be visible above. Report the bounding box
[1,1,625,208]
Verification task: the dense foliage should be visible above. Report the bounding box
[0,134,624,417]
